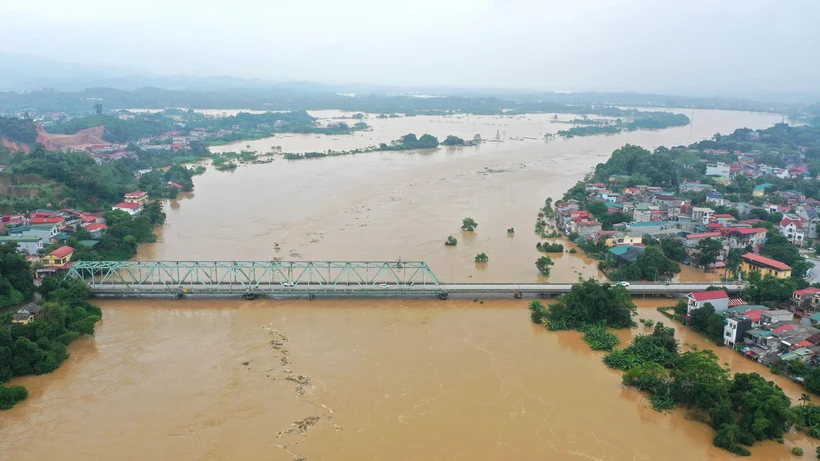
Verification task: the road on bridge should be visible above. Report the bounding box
[87,282,746,298]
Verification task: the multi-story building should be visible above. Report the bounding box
[741,253,792,279]
[705,162,730,178]
[726,227,768,250]
[779,216,807,248]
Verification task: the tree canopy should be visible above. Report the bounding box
[542,279,636,330]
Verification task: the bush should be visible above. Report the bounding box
[529,300,548,324]
[537,242,564,253]
[792,447,803,456]
[603,349,644,371]
[444,236,457,246]
[581,324,620,351]
[0,384,28,410]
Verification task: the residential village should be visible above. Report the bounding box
[554,145,820,380]
[0,189,151,276]
[79,127,235,165]
[556,156,819,272]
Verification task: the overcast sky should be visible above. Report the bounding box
[1,0,818,95]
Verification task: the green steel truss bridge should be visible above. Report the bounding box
[65,260,444,298]
[64,260,746,299]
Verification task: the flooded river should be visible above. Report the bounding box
[4,109,813,460]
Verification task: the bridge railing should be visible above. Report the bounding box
[65,260,442,292]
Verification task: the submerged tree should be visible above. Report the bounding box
[444,236,458,246]
[535,255,554,276]
[461,218,478,231]
[474,253,489,263]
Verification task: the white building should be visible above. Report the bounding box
[0,236,43,255]
[687,290,730,314]
[112,202,141,215]
[706,162,730,178]
[779,216,807,248]
[691,207,715,225]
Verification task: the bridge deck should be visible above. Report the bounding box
[86,282,745,298]
[65,260,745,299]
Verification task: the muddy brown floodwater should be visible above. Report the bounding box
[3,110,813,460]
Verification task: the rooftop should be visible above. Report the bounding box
[114,202,140,210]
[742,253,792,271]
[728,227,768,235]
[685,232,722,239]
[48,246,74,258]
[690,290,729,302]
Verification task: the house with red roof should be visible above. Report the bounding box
[726,227,768,249]
[794,287,820,303]
[779,215,807,247]
[84,222,108,238]
[112,202,141,215]
[687,290,729,314]
[41,245,74,269]
[741,253,791,278]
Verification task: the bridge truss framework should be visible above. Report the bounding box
[64,260,442,295]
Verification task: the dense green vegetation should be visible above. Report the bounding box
[461,217,478,231]
[606,244,681,282]
[536,242,563,252]
[0,277,101,410]
[441,135,465,146]
[0,243,36,309]
[1,144,201,212]
[0,115,38,144]
[531,279,636,330]
[687,302,726,345]
[379,133,439,151]
[48,114,174,143]
[474,252,489,263]
[45,110,368,144]
[535,256,554,276]
[581,323,621,351]
[444,236,457,246]
[603,327,794,457]
[556,112,690,138]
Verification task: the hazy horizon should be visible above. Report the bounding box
[1,0,818,97]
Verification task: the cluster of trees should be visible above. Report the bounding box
[71,204,166,261]
[441,135,465,146]
[0,278,101,410]
[47,115,175,143]
[686,301,726,345]
[604,326,793,456]
[2,142,204,211]
[530,279,636,330]
[44,110,370,145]
[531,278,808,456]
[7,147,138,211]
[584,200,631,230]
[556,112,690,138]
[0,244,36,309]
[0,115,38,144]
[536,242,563,252]
[379,133,439,151]
[608,245,681,282]
[535,256,554,276]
